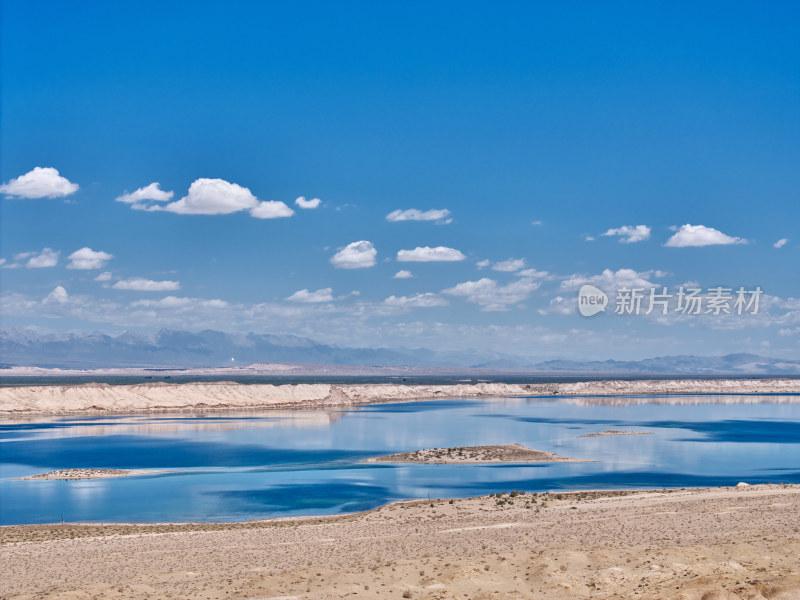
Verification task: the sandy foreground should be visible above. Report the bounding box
[2,378,800,415]
[1,485,798,599]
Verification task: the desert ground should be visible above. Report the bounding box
[2,484,799,600]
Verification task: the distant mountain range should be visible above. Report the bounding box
[0,327,530,370]
[1,327,799,375]
[536,354,800,375]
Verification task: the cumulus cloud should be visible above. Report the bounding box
[517,268,551,280]
[476,259,490,269]
[295,196,321,209]
[250,200,294,219]
[115,182,174,208]
[116,178,294,219]
[286,288,335,303]
[330,241,377,269]
[130,296,230,310]
[13,248,59,268]
[602,225,651,243]
[94,272,112,282]
[393,270,413,279]
[396,246,466,262]
[45,285,69,304]
[493,258,526,272]
[112,278,181,291]
[386,208,452,224]
[774,238,788,249]
[537,295,575,316]
[560,268,656,293]
[444,277,540,311]
[665,224,745,247]
[67,247,113,270]
[0,167,79,199]
[27,248,59,268]
[160,178,258,215]
[383,293,449,308]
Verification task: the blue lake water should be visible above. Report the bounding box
[1,395,799,525]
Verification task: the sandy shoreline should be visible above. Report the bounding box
[3,484,799,599]
[1,377,799,415]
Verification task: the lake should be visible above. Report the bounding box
[1,395,799,525]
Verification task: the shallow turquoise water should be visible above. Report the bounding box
[1,395,799,524]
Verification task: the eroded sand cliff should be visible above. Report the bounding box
[1,378,799,414]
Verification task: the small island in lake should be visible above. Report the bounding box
[578,430,653,438]
[20,469,160,480]
[364,443,588,464]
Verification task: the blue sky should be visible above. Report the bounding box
[1,0,798,360]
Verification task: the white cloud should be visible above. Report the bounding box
[0,167,79,199]
[493,258,526,272]
[94,272,112,282]
[774,238,788,249]
[250,200,294,219]
[330,241,377,269]
[665,224,745,247]
[295,196,321,209]
[537,295,575,316]
[517,268,551,280]
[45,286,69,304]
[115,182,174,209]
[67,247,113,270]
[602,225,651,243]
[476,259,491,269]
[531,220,543,226]
[286,288,335,303]
[393,270,413,279]
[161,178,259,215]
[584,235,596,242]
[24,248,59,268]
[396,246,466,262]
[130,296,229,310]
[383,293,449,308]
[560,268,655,292]
[118,178,294,219]
[443,277,540,311]
[386,208,452,224]
[112,278,181,291]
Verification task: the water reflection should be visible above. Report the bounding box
[1,396,798,524]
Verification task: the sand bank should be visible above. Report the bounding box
[365,443,586,464]
[1,377,799,415]
[2,484,799,599]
